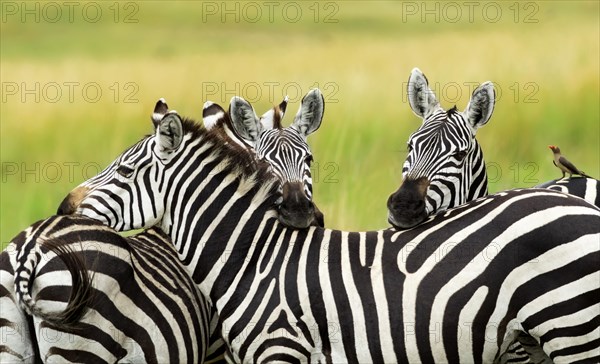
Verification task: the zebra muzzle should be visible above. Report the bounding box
[279,182,317,229]
[387,177,430,229]
[57,186,90,215]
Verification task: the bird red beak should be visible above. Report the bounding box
[548,145,555,150]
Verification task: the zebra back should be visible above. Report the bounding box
[4,215,213,363]
[535,177,600,207]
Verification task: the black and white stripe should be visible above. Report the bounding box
[1,215,214,363]
[388,68,495,229]
[226,89,325,228]
[388,68,599,230]
[535,177,600,207]
[63,110,600,363]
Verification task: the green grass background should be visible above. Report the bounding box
[1,1,598,248]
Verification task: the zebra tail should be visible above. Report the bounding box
[15,238,95,327]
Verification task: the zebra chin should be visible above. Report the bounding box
[278,206,321,229]
[387,210,428,230]
[278,181,324,229]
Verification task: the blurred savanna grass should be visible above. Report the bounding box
[1,1,598,247]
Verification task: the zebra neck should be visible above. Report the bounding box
[160,135,281,299]
[465,143,488,201]
[187,194,280,302]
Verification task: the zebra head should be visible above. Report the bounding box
[387,68,495,229]
[56,98,185,230]
[228,89,325,229]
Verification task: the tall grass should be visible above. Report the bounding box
[1,1,598,247]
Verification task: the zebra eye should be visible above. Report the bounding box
[116,165,134,178]
[454,151,467,161]
[407,144,413,152]
[305,155,313,165]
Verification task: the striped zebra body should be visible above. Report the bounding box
[1,215,213,363]
[61,111,600,363]
[535,177,600,207]
[386,70,599,361]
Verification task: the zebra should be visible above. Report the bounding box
[57,108,600,362]
[1,215,215,363]
[386,68,598,361]
[386,68,600,229]
[161,93,323,228]
[203,91,325,228]
[387,67,495,229]
[21,93,325,362]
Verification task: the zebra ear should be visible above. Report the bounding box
[152,98,169,128]
[464,81,495,129]
[291,89,324,138]
[260,95,288,130]
[154,111,183,153]
[229,96,262,142]
[407,68,440,119]
[202,101,227,131]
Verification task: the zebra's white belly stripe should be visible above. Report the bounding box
[538,304,600,364]
[545,326,600,354]
[517,261,598,329]
[487,231,598,324]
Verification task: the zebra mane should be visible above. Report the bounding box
[446,105,459,116]
[179,116,282,207]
